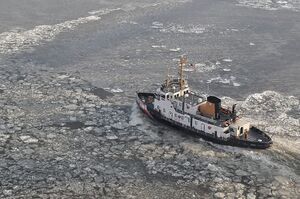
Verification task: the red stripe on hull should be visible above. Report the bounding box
[136,98,153,119]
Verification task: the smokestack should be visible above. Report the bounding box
[207,96,221,119]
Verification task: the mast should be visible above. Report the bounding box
[179,56,187,95]
[165,66,170,92]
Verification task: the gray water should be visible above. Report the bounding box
[0,0,299,198]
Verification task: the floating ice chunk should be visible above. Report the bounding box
[233,82,241,87]
[172,58,180,62]
[0,134,10,142]
[57,75,69,79]
[106,135,118,140]
[151,21,164,29]
[85,16,101,20]
[88,8,121,15]
[219,78,230,84]
[236,0,298,11]
[119,20,138,25]
[207,75,240,86]
[222,58,232,62]
[195,62,219,72]
[183,68,194,72]
[278,0,288,4]
[160,23,209,34]
[20,135,39,143]
[223,68,231,72]
[111,88,124,93]
[249,42,255,46]
[207,76,224,84]
[151,45,166,48]
[195,63,206,67]
[169,48,181,52]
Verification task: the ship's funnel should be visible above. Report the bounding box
[207,96,221,119]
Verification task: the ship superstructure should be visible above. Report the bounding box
[137,57,272,149]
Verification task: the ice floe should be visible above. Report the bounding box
[236,0,300,11]
[222,91,300,137]
[151,21,164,29]
[0,16,100,54]
[207,76,241,86]
[151,45,166,48]
[119,20,138,25]
[0,8,125,55]
[88,8,121,15]
[160,23,209,34]
[169,48,181,52]
[111,88,124,93]
[222,58,233,62]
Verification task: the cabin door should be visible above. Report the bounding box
[240,127,244,135]
[173,102,177,109]
[201,124,205,132]
[169,111,173,119]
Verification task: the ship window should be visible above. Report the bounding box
[166,95,169,99]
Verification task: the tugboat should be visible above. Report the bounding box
[136,57,272,149]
